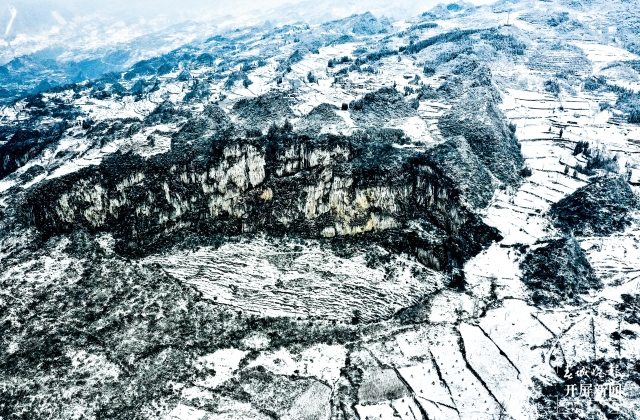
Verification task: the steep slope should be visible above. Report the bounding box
[2,0,640,419]
[550,176,639,236]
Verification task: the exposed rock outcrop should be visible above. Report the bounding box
[349,87,418,126]
[232,92,294,131]
[420,135,497,210]
[550,176,638,236]
[24,127,499,274]
[438,86,524,185]
[0,125,65,180]
[520,237,601,305]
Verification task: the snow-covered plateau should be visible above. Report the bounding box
[1,0,640,419]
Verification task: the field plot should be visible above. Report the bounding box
[145,237,445,322]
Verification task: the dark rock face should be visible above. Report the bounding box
[0,126,64,180]
[18,164,45,183]
[520,237,601,306]
[617,293,640,325]
[550,176,638,236]
[438,86,524,185]
[421,135,497,209]
[0,84,517,279]
[232,92,294,131]
[23,125,500,274]
[349,87,417,126]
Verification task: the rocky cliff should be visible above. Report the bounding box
[22,106,501,274]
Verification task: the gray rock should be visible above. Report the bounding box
[550,176,638,236]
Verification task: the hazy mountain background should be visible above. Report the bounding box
[0,0,495,62]
[0,0,496,102]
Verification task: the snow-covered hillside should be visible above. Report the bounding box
[1,0,640,419]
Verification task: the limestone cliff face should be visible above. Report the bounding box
[25,127,499,273]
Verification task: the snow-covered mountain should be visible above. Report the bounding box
[0,0,470,103]
[1,0,640,419]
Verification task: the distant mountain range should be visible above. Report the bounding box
[1,0,640,419]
